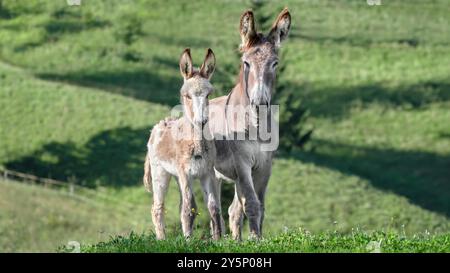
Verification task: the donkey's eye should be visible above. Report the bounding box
[185,94,192,100]
[272,61,279,69]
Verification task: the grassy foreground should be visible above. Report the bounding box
[79,231,450,253]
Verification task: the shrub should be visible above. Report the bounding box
[114,14,144,46]
[274,50,314,153]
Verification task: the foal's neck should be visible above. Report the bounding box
[181,105,206,144]
[179,114,209,158]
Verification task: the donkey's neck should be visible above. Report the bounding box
[179,115,210,158]
[227,65,250,107]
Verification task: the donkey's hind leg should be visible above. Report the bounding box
[200,174,222,240]
[215,179,226,236]
[228,188,244,240]
[151,165,171,240]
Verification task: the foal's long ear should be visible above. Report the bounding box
[179,48,193,80]
[239,10,257,51]
[200,48,216,80]
[268,8,291,49]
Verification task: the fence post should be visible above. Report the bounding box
[69,182,74,196]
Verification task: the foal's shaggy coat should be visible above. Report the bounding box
[144,48,222,240]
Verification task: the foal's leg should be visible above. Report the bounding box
[200,173,222,240]
[178,171,196,238]
[228,188,244,240]
[151,165,171,240]
[174,177,198,222]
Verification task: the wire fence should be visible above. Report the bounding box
[0,168,150,215]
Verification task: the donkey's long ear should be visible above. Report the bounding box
[239,10,257,51]
[179,48,193,80]
[268,8,291,48]
[200,48,216,80]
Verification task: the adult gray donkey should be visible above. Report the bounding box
[208,8,291,239]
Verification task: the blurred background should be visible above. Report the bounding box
[0,0,449,252]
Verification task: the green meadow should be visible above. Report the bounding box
[0,0,449,252]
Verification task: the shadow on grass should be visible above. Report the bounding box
[13,7,109,52]
[151,33,211,49]
[297,80,450,119]
[37,69,182,106]
[287,139,450,217]
[0,7,12,19]
[0,1,43,19]
[292,33,425,47]
[5,127,149,188]
[438,132,450,140]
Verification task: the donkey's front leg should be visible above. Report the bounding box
[200,173,222,240]
[235,165,261,239]
[178,172,196,238]
[253,162,272,236]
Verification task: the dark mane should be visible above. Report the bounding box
[239,33,266,52]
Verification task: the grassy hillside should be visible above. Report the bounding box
[0,178,150,252]
[0,0,449,252]
[80,231,450,253]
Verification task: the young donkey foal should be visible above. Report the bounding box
[144,48,222,240]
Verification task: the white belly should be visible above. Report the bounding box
[214,167,235,183]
